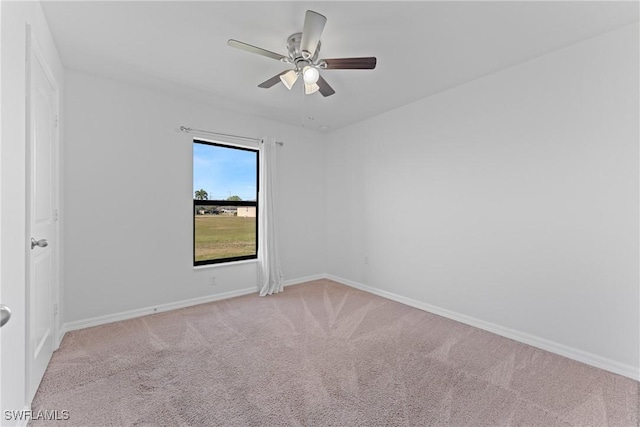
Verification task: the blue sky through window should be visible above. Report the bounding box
[193,143,257,201]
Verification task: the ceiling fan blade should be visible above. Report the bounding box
[322,57,377,70]
[258,71,290,88]
[300,10,326,58]
[316,75,335,97]
[228,39,286,61]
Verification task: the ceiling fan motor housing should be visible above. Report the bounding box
[286,33,321,71]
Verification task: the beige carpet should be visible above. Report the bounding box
[31,279,638,426]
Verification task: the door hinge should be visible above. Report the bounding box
[53,303,58,316]
[54,115,58,128]
[53,209,59,222]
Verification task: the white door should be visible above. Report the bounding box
[26,39,59,402]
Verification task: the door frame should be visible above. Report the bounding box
[0,0,3,413]
[24,26,61,403]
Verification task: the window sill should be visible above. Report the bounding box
[193,259,258,271]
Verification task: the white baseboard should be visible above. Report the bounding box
[283,273,326,287]
[55,327,65,349]
[61,286,257,334]
[58,274,326,340]
[56,272,638,381]
[325,274,640,381]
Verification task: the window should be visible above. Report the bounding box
[193,140,259,266]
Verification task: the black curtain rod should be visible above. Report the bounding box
[180,126,284,146]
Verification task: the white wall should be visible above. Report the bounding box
[326,24,639,377]
[63,70,325,324]
[1,0,64,418]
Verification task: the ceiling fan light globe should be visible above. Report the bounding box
[280,70,299,90]
[302,66,320,85]
[304,83,320,95]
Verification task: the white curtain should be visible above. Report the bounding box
[258,137,283,296]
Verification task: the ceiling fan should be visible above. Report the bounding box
[228,10,377,97]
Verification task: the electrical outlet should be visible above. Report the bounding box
[53,303,58,316]
[210,276,218,286]
[364,256,369,265]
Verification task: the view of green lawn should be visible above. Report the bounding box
[194,215,256,261]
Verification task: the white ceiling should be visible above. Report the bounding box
[41,1,638,132]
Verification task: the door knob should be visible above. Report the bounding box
[31,238,48,249]
[0,305,11,328]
